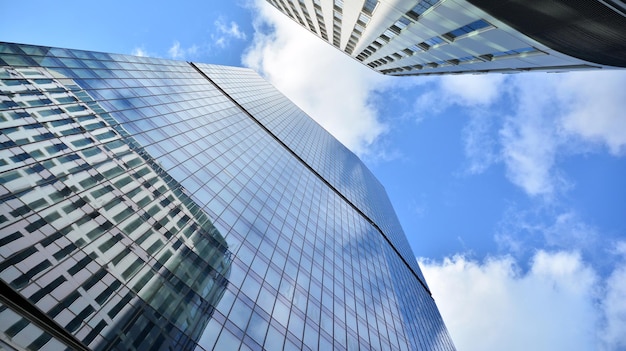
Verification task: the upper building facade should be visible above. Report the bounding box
[266,0,626,75]
[0,42,455,350]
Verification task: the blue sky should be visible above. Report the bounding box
[3,1,626,350]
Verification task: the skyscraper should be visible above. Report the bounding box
[0,42,455,350]
[266,0,626,75]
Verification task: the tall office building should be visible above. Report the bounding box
[0,42,455,350]
[267,0,626,75]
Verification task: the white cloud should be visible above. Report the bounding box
[439,74,507,106]
[499,71,626,197]
[462,112,498,174]
[167,41,200,60]
[417,72,625,197]
[415,75,507,115]
[242,0,392,156]
[499,71,626,196]
[187,44,199,56]
[131,47,148,57]
[495,206,599,259]
[555,71,626,156]
[420,250,626,351]
[543,211,598,249]
[168,41,184,59]
[418,70,626,198]
[601,263,626,350]
[498,74,571,197]
[410,75,509,176]
[214,18,247,48]
[216,19,247,40]
[412,74,564,194]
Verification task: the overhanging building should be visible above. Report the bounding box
[266,0,626,75]
[0,42,455,350]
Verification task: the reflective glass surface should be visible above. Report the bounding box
[0,42,455,351]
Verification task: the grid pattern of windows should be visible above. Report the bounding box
[355,0,439,62]
[366,15,542,75]
[332,1,344,48]
[194,63,429,286]
[406,0,440,20]
[444,19,492,40]
[312,0,330,41]
[378,46,543,75]
[344,1,379,55]
[0,64,231,350]
[0,42,455,351]
[267,0,601,75]
[366,16,495,71]
[296,0,319,35]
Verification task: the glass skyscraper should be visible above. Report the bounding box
[0,42,455,350]
[267,0,626,75]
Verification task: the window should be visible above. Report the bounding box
[406,0,438,20]
[491,47,538,58]
[423,36,444,46]
[419,36,445,50]
[445,19,492,40]
[363,0,378,15]
[394,17,412,30]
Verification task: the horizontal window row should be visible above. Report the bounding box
[356,0,441,61]
[377,46,541,74]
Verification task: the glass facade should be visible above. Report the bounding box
[269,0,616,75]
[0,42,455,350]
